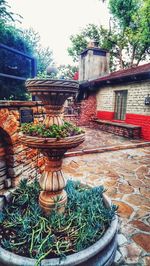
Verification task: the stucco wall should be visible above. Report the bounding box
[79,50,109,81]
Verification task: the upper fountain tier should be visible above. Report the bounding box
[26,79,78,105]
[26,79,79,127]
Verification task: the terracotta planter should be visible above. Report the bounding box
[0,195,118,266]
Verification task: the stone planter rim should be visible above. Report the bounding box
[0,194,118,266]
[26,78,78,83]
[25,79,79,89]
[20,133,85,149]
[20,133,85,142]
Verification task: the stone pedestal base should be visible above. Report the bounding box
[39,190,67,214]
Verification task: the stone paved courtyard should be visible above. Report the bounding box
[71,127,143,150]
[63,129,150,266]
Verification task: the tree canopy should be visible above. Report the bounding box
[68,0,150,70]
[68,24,102,62]
[0,0,15,23]
[108,0,150,68]
[22,28,54,74]
[0,1,54,100]
[57,65,78,79]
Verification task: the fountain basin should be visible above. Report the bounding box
[21,133,85,150]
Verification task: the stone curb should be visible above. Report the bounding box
[65,142,150,157]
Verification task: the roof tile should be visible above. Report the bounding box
[94,63,150,83]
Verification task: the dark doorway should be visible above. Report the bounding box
[0,128,13,190]
[114,90,128,120]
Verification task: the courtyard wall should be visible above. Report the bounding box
[0,101,44,192]
[96,80,150,140]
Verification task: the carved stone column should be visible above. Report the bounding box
[39,149,67,214]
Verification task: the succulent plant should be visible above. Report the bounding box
[21,121,84,139]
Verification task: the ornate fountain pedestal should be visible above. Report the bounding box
[21,79,84,214]
[39,149,67,213]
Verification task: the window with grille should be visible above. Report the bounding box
[114,90,128,120]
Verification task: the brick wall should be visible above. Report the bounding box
[64,115,79,126]
[96,80,150,115]
[96,86,114,112]
[96,80,150,140]
[0,101,45,192]
[77,93,97,126]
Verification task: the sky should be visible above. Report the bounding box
[7,0,110,66]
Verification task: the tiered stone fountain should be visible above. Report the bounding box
[21,79,85,214]
[0,79,118,266]
[0,78,118,266]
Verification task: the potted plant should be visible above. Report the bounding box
[0,179,118,266]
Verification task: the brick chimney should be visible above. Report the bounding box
[79,41,109,81]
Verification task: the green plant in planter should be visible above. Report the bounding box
[0,179,117,265]
[36,70,58,79]
[21,121,84,139]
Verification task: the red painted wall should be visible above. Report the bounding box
[126,114,150,141]
[97,110,114,120]
[73,71,79,80]
[97,110,150,141]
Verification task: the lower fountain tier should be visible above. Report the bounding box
[20,133,85,214]
[20,133,85,150]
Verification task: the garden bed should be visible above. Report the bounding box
[0,179,117,265]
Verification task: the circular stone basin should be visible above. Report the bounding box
[25,79,79,94]
[0,195,118,266]
[20,133,85,150]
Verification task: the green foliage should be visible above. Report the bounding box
[36,64,78,80]
[0,179,117,263]
[0,25,54,100]
[68,0,150,69]
[68,24,102,62]
[0,0,33,100]
[109,0,139,28]
[0,2,54,100]
[0,23,33,100]
[23,28,54,74]
[57,64,78,79]
[108,0,150,67]
[36,70,57,79]
[0,0,15,24]
[21,121,84,139]
[68,34,87,62]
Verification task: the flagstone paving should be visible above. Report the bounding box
[71,127,144,150]
[63,144,150,266]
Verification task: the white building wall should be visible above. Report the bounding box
[96,81,150,115]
